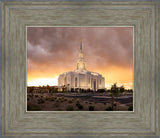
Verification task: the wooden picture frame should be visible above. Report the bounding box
[1,1,159,137]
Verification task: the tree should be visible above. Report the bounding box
[119,85,125,93]
[71,88,74,92]
[110,83,119,110]
[28,87,34,93]
[67,84,70,92]
[63,85,66,92]
[110,93,114,109]
[47,84,49,88]
[111,83,119,97]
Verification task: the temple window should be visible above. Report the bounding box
[75,77,77,87]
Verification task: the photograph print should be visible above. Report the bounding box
[27,27,133,111]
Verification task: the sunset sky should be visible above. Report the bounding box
[27,27,133,89]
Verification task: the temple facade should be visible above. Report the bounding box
[58,41,105,91]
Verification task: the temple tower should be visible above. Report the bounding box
[76,40,86,70]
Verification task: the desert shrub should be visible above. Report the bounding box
[66,106,74,111]
[27,105,41,111]
[80,89,85,93]
[51,98,55,101]
[89,106,94,111]
[56,109,62,111]
[55,99,59,102]
[55,103,59,107]
[60,99,64,103]
[68,100,72,103]
[58,98,62,102]
[37,98,45,104]
[106,106,113,111]
[76,102,83,110]
[64,98,67,101]
[86,89,91,92]
[75,88,79,92]
[113,103,117,106]
[128,105,133,111]
[97,89,105,92]
[76,98,80,103]
[47,97,54,101]
[45,97,49,100]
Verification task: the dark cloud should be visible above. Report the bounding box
[27,27,133,77]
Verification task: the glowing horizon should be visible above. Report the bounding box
[27,27,133,89]
[27,77,133,89]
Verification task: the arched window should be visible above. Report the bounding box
[94,80,96,91]
[64,76,66,85]
[83,63,85,69]
[88,77,90,84]
[91,78,93,88]
[77,63,79,69]
[75,77,77,87]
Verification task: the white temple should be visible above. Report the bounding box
[58,41,105,91]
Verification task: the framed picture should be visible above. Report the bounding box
[27,26,133,112]
[1,1,159,137]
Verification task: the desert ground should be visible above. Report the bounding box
[27,92,133,111]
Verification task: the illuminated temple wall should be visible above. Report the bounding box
[58,71,105,91]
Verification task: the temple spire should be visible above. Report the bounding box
[76,39,86,70]
[80,39,82,52]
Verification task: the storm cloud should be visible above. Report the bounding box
[27,27,133,87]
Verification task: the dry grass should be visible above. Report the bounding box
[27,93,132,111]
